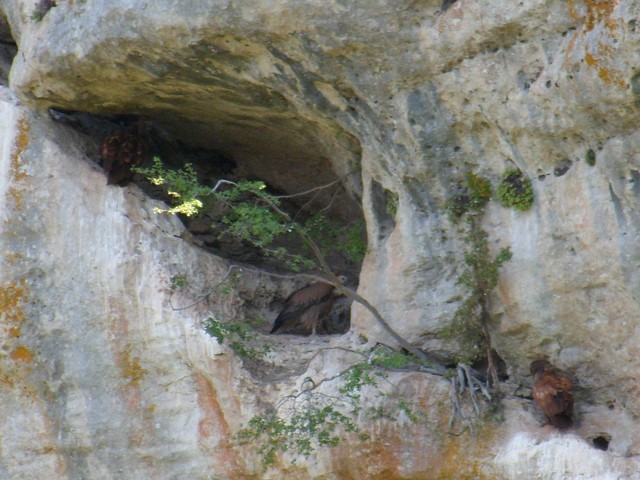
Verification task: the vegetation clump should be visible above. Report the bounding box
[442,171,512,386]
[236,345,431,466]
[203,317,271,361]
[385,190,399,218]
[135,157,366,271]
[585,148,596,167]
[440,227,511,366]
[497,169,534,211]
[446,172,492,221]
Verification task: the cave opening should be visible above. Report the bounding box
[48,104,365,336]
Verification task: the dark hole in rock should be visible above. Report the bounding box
[554,160,572,177]
[48,109,365,335]
[441,0,457,12]
[591,435,611,451]
[472,350,509,381]
[30,0,57,21]
[0,10,17,86]
[369,180,398,242]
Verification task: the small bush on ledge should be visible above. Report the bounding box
[497,169,534,211]
[446,172,492,221]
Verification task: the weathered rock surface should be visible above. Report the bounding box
[2,0,640,478]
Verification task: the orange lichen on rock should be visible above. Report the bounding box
[1,281,34,364]
[10,345,34,363]
[8,116,30,210]
[584,0,618,32]
[0,279,28,325]
[432,421,499,479]
[585,48,626,89]
[567,0,618,31]
[121,352,146,387]
[565,0,625,89]
[8,326,21,337]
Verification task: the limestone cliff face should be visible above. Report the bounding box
[2,0,640,478]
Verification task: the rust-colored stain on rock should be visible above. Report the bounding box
[585,47,626,89]
[1,280,32,364]
[121,353,146,387]
[8,116,30,210]
[568,0,618,32]
[193,371,242,476]
[10,345,34,363]
[566,0,625,89]
[0,279,28,325]
[8,326,21,337]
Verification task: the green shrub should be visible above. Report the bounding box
[465,172,492,211]
[497,169,534,211]
[134,157,210,216]
[585,149,596,167]
[203,318,270,360]
[446,172,492,221]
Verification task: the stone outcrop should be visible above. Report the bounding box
[2,0,640,478]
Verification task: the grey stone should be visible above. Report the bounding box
[2,0,640,477]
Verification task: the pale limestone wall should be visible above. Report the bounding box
[2,0,640,478]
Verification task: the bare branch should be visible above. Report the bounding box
[276,170,358,200]
[210,179,238,194]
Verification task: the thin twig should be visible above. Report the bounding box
[293,189,325,221]
[276,170,358,199]
[168,265,236,311]
[318,187,341,214]
[210,179,238,194]
[274,362,362,410]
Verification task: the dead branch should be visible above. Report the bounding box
[276,170,358,200]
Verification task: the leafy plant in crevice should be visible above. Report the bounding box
[443,227,511,379]
[385,189,399,218]
[236,345,434,466]
[496,168,534,211]
[442,172,512,388]
[203,317,271,361]
[135,157,211,216]
[169,274,187,290]
[135,158,365,271]
[303,214,367,264]
[446,172,492,222]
